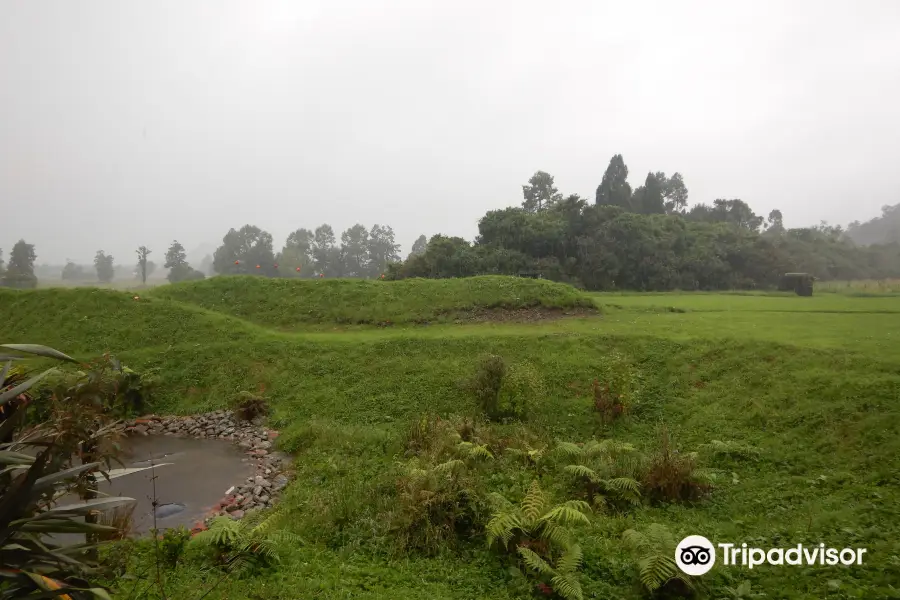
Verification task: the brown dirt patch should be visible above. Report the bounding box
[442,305,599,324]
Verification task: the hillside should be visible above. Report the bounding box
[0,287,261,356]
[147,275,597,328]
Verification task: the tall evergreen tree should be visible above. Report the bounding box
[2,240,37,288]
[595,155,633,209]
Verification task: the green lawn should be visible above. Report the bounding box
[3,279,900,599]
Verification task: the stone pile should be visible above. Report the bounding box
[120,410,292,529]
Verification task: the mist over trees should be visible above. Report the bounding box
[2,154,898,290]
[209,222,400,278]
[846,203,900,245]
[2,240,37,288]
[388,154,900,290]
[93,250,114,283]
[165,240,205,283]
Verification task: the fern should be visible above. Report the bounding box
[518,547,556,577]
[563,464,598,481]
[551,573,583,600]
[562,439,644,510]
[518,545,585,600]
[622,524,693,594]
[457,441,494,461]
[189,515,295,571]
[554,441,584,459]
[521,480,548,523]
[540,501,592,527]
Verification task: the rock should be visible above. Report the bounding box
[273,475,289,490]
[257,494,269,504]
[256,441,272,450]
[132,425,148,435]
[253,486,263,496]
[225,503,240,513]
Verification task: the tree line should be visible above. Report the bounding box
[0,222,409,288]
[210,223,402,279]
[387,155,900,290]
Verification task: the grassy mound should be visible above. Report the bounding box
[0,287,260,356]
[148,275,596,328]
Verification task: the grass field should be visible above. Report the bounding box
[2,278,899,599]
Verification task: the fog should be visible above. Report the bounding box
[2,0,899,264]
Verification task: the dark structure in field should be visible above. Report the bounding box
[779,273,814,296]
[518,271,543,279]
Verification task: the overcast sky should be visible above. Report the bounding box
[2,0,899,265]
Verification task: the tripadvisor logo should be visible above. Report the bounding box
[675,535,867,575]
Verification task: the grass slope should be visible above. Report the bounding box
[0,287,261,356]
[5,281,900,598]
[148,275,596,328]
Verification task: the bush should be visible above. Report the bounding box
[642,427,714,503]
[465,355,543,421]
[159,526,192,568]
[391,458,486,555]
[497,361,543,421]
[466,354,507,419]
[591,351,640,422]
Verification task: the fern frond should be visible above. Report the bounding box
[487,491,513,510]
[486,513,522,548]
[556,544,583,574]
[433,459,465,476]
[637,553,678,592]
[458,442,494,461]
[541,500,591,527]
[191,516,244,549]
[539,522,573,549]
[563,464,598,481]
[692,468,718,483]
[550,573,584,600]
[517,546,556,578]
[621,528,649,553]
[605,477,642,504]
[521,481,547,523]
[554,442,583,459]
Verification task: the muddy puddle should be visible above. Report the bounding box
[53,435,254,539]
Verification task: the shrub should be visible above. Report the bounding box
[0,343,140,599]
[642,427,714,503]
[159,526,192,568]
[229,390,270,422]
[465,355,544,421]
[466,354,506,419]
[391,456,487,554]
[591,351,640,422]
[497,361,543,421]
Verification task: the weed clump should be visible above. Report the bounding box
[465,355,543,421]
[229,390,269,422]
[642,427,713,503]
[591,351,640,422]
